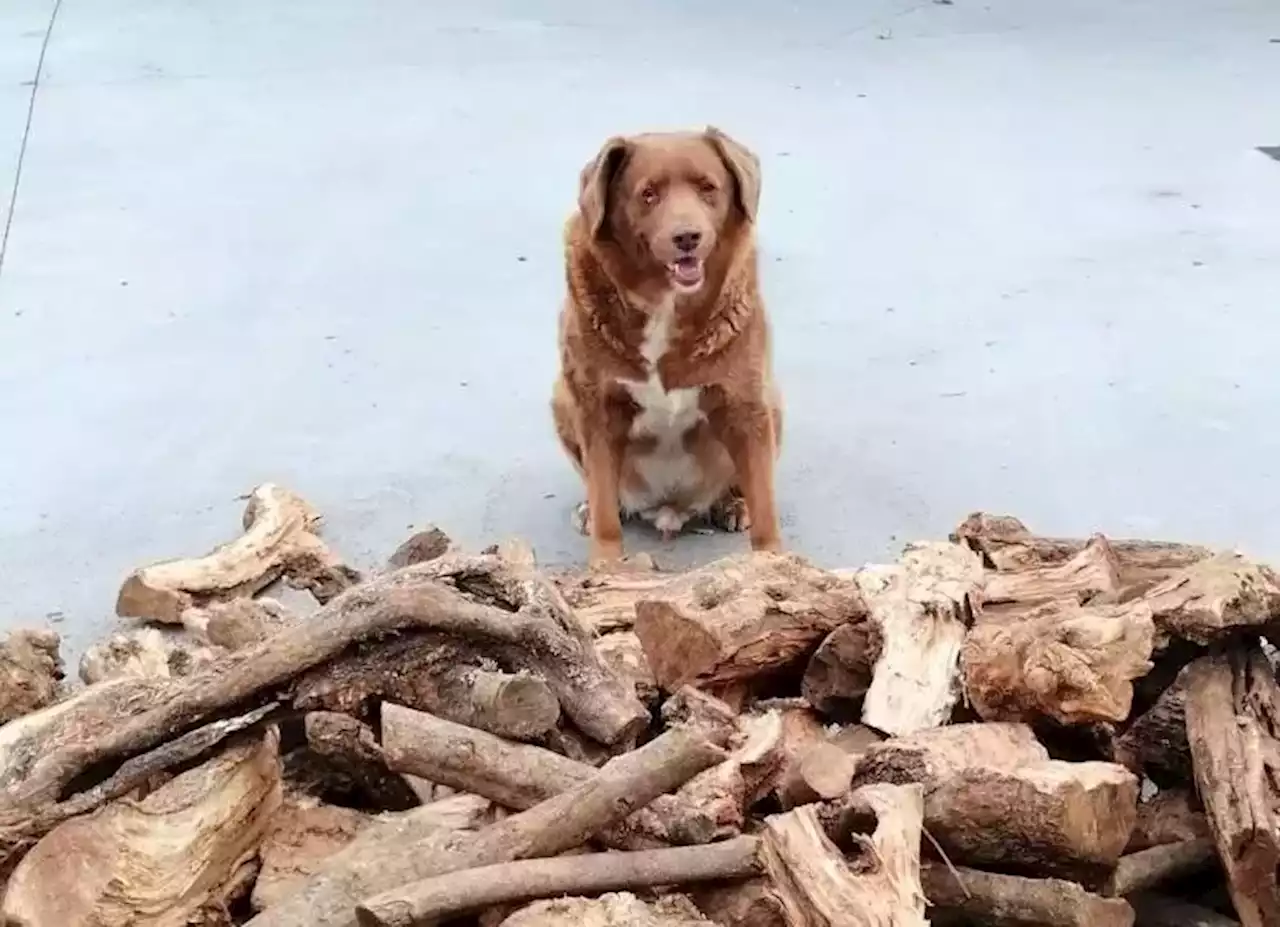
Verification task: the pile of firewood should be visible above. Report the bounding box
[0,483,1275,927]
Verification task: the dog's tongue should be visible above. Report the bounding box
[671,257,703,285]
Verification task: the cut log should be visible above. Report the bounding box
[951,512,1211,592]
[303,712,420,811]
[982,534,1123,607]
[115,483,360,623]
[0,629,61,723]
[79,627,221,684]
[1104,837,1217,897]
[961,600,1156,725]
[1184,648,1280,927]
[243,724,727,927]
[2,732,281,927]
[774,713,878,810]
[1144,553,1280,645]
[801,620,881,720]
[380,703,729,848]
[499,893,714,927]
[857,541,984,737]
[1113,664,1193,786]
[554,556,665,634]
[761,783,927,926]
[355,835,762,925]
[676,709,787,837]
[634,552,867,690]
[661,686,739,734]
[1129,894,1240,927]
[1127,788,1210,851]
[854,723,1137,882]
[252,801,372,912]
[386,526,452,569]
[921,862,1135,927]
[596,631,659,707]
[691,880,785,927]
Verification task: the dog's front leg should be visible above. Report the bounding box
[714,399,781,553]
[581,416,625,565]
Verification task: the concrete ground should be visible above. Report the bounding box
[1,0,1279,659]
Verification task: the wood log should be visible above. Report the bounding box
[1129,894,1240,927]
[801,620,881,720]
[1127,788,1210,851]
[0,629,61,723]
[690,880,785,927]
[190,597,296,650]
[115,483,360,623]
[677,709,787,836]
[982,534,1123,607]
[243,724,727,927]
[498,893,714,927]
[1113,664,1193,786]
[951,512,1210,592]
[760,783,927,926]
[554,556,666,634]
[251,794,493,912]
[633,553,866,690]
[386,526,452,569]
[854,723,1138,881]
[961,600,1155,725]
[596,631,659,707]
[921,862,1134,927]
[1104,837,1217,897]
[355,836,762,925]
[1144,553,1280,645]
[380,703,730,848]
[79,627,221,684]
[661,686,739,734]
[2,732,282,927]
[303,712,420,811]
[857,541,983,737]
[773,711,879,810]
[1184,648,1280,927]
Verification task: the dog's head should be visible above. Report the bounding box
[578,128,760,295]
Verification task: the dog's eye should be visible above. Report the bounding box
[695,178,718,196]
[639,186,659,205]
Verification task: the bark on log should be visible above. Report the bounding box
[961,600,1155,725]
[857,541,983,737]
[554,557,667,634]
[921,862,1135,927]
[676,709,787,836]
[115,483,360,623]
[1113,664,1193,785]
[596,631,659,707]
[1184,648,1280,927]
[386,526,452,569]
[303,712,420,811]
[243,724,727,927]
[356,836,762,926]
[1144,553,1280,645]
[854,723,1138,882]
[982,534,1123,607]
[1127,788,1210,851]
[951,512,1210,592]
[690,880,786,927]
[0,629,62,723]
[380,703,731,848]
[1129,894,1240,927]
[1104,837,1217,897]
[634,553,867,690]
[79,627,221,684]
[761,783,927,926]
[2,732,281,927]
[499,893,713,927]
[801,619,881,720]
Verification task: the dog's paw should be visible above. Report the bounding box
[708,493,751,533]
[571,501,592,536]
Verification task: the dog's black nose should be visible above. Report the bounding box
[672,230,702,253]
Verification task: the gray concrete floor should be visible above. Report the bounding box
[2,0,1279,658]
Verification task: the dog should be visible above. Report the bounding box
[552,126,782,565]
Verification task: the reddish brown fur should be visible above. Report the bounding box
[552,127,782,564]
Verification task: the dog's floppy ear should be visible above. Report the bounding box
[705,127,761,222]
[578,136,630,239]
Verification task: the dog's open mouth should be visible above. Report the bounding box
[667,257,705,291]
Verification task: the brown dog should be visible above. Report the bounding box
[552,127,782,565]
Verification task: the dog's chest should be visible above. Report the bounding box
[618,301,703,445]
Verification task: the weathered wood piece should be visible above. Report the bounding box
[303,712,420,811]
[1113,665,1193,785]
[921,862,1135,927]
[854,723,1138,881]
[634,552,866,690]
[962,600,1155,725]
[387,526,452,569]
[597,630,659,707]
[0,628,61,723]
[380,703,730,848]
[244,724,727,927]
[2,733,282,927]
[115,483,360,623]
[190,597,296,650]
[690,880,786,927]
[857,541,984,737]
[982,535,1123,607]
[951,512,1210,591]
[801,620,880,720]
[1104,837,1217,897]
[761,783,927,926]
[356,836,762,926]
[1129,894,1240,927]
[499,893,714,927]
[1144,553,1280,645]
[1127,788,1210,851]
[79,627,221,684]
[1185,648,1280,927]
[554,556,666,633]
